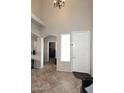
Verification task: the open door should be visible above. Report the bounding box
[49,42,56,64]
[71,31,90,73]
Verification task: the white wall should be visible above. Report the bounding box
[44,35,57,62]
[31,34,37,51]
[31,0,42,19]
[32,0,93,73]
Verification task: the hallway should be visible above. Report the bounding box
[31,63,81,93]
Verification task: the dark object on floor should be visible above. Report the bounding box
[32,50,36,55]
[73,72,93,93]
[31,59,35,69]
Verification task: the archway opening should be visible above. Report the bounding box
[44,35,57,66]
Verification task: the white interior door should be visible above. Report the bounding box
[71,31,90,73]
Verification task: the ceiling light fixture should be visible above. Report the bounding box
[53,0,65,9]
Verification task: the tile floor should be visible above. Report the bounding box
[31,63,81,93]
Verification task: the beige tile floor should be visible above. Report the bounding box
[31,63,81,93]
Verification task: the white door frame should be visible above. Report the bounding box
[40,37,44,68]
[70,31,90,73]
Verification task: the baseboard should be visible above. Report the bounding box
[35,66,43,69]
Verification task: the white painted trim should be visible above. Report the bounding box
[41,37,44,68]
[31,13,45,27]
[35,67,43,69]
[31,32,40,37]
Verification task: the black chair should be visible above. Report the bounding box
[31,50,36,69]
[31,59,35,69]
[73,72,93,93]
